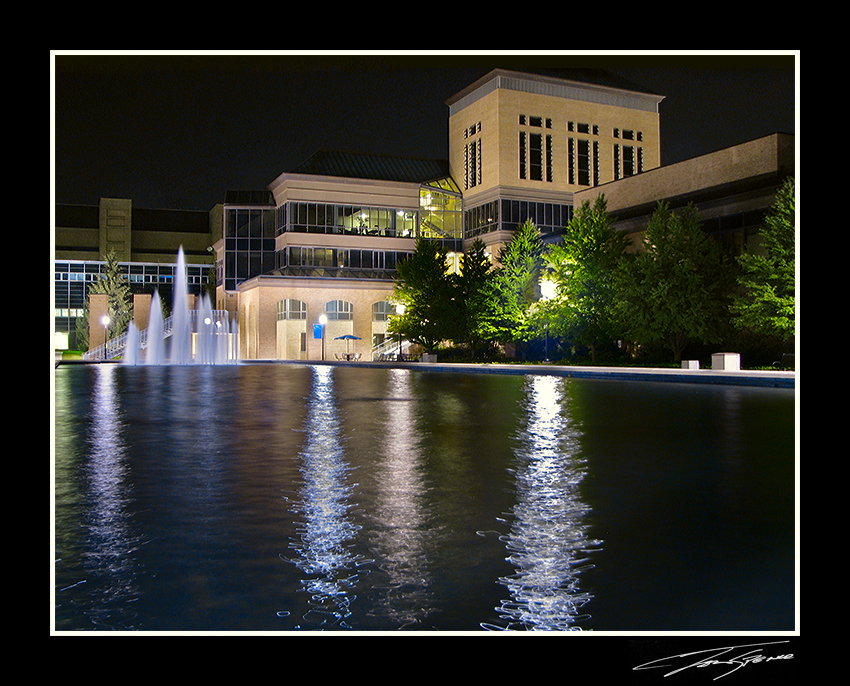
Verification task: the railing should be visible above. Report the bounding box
[82,311,231,361]
[371,336,410,361]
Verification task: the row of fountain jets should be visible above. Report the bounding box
[122,248,238,366]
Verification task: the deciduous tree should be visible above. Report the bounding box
[492,220,544,356]
[455,238,498,358]
[389,238,458,354]
[615,202,731,362]
[543,195,628,363]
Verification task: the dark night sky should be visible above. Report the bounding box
[51,51,797,212]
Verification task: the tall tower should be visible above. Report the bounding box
[446,69,664,252]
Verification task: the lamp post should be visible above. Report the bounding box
[319,313,328,361]
[394,304,406,361]
[101,315,110,352]
[539,278,556,363]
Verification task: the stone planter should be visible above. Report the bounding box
[711,352,740,371]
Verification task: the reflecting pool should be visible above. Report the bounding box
[53,363,796,632]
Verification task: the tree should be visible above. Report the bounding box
[731,177,795,342]
[389,238,458,354]
[77,250,134,350]
[543,195,629,363]
[492,220,544,356]
[455,238,499,358]
[615,202,730,362]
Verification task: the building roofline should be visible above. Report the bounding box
[445,68,665,115]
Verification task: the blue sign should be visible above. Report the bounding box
[313,324,324,339]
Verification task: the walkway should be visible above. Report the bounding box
[248,359,796,388]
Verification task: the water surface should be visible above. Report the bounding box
[53,363,796,632]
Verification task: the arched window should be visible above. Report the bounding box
[372,300,392,321]
[325,300,353,321]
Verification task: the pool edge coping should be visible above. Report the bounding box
[56,358,795,388]
[244,359,797,388]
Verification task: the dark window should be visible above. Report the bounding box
[578,139,590,186]
[530,133,543,181]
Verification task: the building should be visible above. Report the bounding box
[54,198,219,349]
[215,68,666,361]
[446,68,664,255]
[573,131,795,256]
[53,68,794,361]
[216,154,461,361]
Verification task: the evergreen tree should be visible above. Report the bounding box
[76,250,134,350]
[731,177,795,342]
[543,195,628,363]
[615,202,730,362]
[492,220,544,356]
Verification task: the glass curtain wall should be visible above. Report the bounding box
[282,202,417,238]
[419,179,462,243]
[465,199,573,239]
[54,260,210,347]
[223,206,276,292]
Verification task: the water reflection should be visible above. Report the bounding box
[367,368,435,629]
[486,375,601,631]
[79,365,143,629]
[287,366,367,628]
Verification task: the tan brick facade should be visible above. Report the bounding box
[448,70,663,208]
[237,276,396,360]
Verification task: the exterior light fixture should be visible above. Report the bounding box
[319,314,328,361]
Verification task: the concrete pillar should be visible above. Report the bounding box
[134,293,152,332]
[88,293,109,349]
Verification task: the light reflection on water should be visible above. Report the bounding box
[364,368,436,629]
[285,365,369,629]
[62,365,144,629]
[53,364,796,632]
[484,375,600,631]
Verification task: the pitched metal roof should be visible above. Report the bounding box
[290,149,450,184]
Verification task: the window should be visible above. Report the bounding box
[519,115,553,182]
[463,199,571,239]
[465,138,481,189]
[623,145,635,177]
[593,141,599,186]
[464,123,482,190]
[325,300,353,320]
[372,301,392,321]
[519,132,527,179]
[223,205,276,290]
[577,139,590,186]
[529,133,543,181]
[569,122,598,136]
[277,299,306,321]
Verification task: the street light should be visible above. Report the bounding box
[539,279,555,363]
[101,315,110,349]
[319,313,328,361]
[394,304,406,361]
